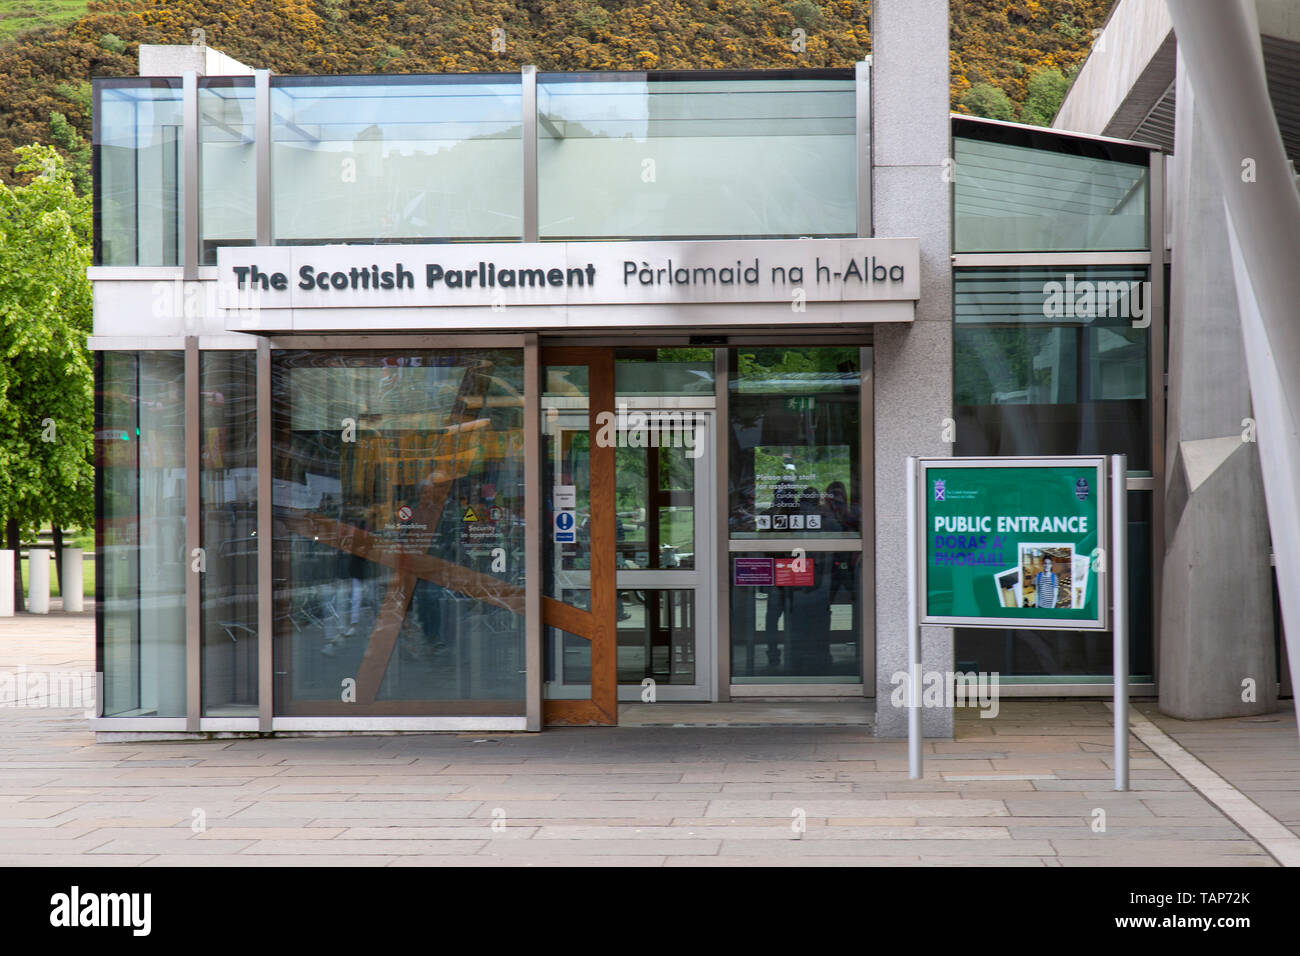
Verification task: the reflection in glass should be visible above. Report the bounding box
[544,625,591,699]
[728,348,860,539]
[615,348,715,396]
[730,552,861,682]
[539,74,855,239]
[616,442,694,571]
[272,350,525,713]
[94,80,184,265]
[617,589,695,685]
[953,123,1149,253]
[97,351,188,716]
[270,76,523,244]
[953,267,1150,469]
[199,79,256,264]
[200,352,258,715]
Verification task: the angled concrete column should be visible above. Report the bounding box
[871,0,954,737]
[1160,54,1276,719]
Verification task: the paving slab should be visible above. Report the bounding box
[2,612,1298,865]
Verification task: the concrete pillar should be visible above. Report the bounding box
[871,0,954,737]
[0,551,12,616]
[27,549,50,614]
[62,549,84,613]
[1159,53,1276,719]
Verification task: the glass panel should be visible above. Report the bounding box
[955,492,1154,682]
[272,350,526,713]
[94,81,184,265]
[615,348,715,397]
[543,367,593,609]
[953,125,1149,253]
[730,552,861,683]
[270,76,523,245]
[200,351,258,716]
[617,589,695,685]
[199,79,256,264]
[97,351,187,716]
[538,74,855,239]
[616,441,694,570]
[545,625,591,699]
[953,266,1151,471]
[728,348,860,539]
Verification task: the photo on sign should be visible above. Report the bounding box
[1070,553,1091,610]
[1018,543,1075,610]
[993,566,1023,609]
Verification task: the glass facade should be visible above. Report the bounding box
[952,118,1157,685]
[96,352,187,716]
[88,73,1166,727]
[538,73,855,239]
[728,348,861,541]
[93,70,860,263]
[199,78,256,264]
[952,266,1151,471]
[94,80,184,266]
[270,76,523,245]
[200,352,259,715]
[953,118,1149,253]
[728,348,863,683]
[271,349,526,714]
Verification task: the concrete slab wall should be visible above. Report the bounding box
[1160,55,1276,719]
[1054,0,1173,137]
[871,0,954,737]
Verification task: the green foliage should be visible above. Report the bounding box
[1020,66,1072,126]
[786,0,824,31]
[48,112,91,194]
[0,145,93,538]
[0,1,1115,188]
[0,0,87,44]
[961,82,1016,122]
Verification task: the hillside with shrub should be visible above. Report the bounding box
[0,0,1113,187]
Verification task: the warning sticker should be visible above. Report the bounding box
[462,506,479,522]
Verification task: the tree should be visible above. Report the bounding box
[0,145,94,610]
[961,83,1017,122]
[1021,67,1073,126]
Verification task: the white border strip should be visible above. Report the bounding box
[1122,706,1300,867]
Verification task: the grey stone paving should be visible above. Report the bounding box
[0,611,1296,866]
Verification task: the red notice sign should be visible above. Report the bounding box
[774,557,814,587]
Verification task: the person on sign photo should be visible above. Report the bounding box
[1035,556,1059,609]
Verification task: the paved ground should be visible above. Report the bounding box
[1,609,1297,866]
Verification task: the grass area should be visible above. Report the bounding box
[0,0,87,44]
[18,553,94,600]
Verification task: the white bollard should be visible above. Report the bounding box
[0,550,12,617]
[28,548,50,614]
[62,548,84,613]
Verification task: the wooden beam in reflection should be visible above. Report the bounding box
[284,513,524,614]
[341,360,498,704]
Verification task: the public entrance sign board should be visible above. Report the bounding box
[918,456,1109,630]
[906,455,1128,790]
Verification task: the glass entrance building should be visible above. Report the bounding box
[89,46,1165,735]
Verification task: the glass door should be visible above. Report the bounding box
[612,410,714,700]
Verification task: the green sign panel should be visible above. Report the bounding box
[920,457,1108,630]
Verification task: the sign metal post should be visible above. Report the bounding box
[907,457,922,779]
[906,455,1126,787]
[1111,454,1129,791]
